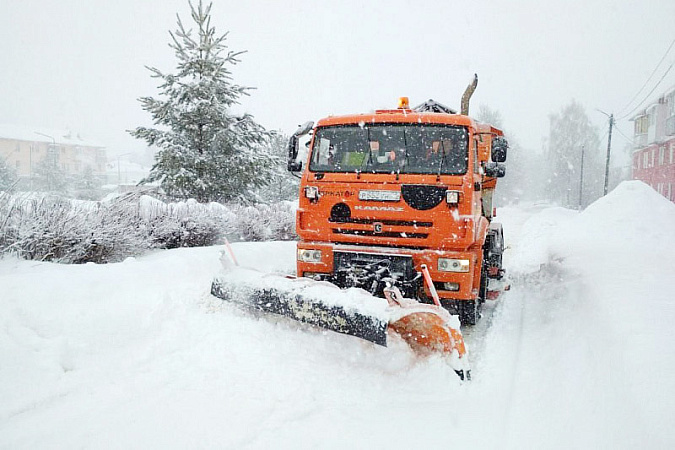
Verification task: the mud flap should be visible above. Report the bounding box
[211,277,388,346]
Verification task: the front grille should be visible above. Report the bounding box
[329,217,433,227]
[332,229,428,239]
[332,250,417,297]
[333,241,428,250]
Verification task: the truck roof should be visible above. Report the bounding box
[315,110,476,128]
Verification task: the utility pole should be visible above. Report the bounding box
[579,145,585,210]
[603,114,614,196]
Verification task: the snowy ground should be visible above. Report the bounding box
[1,181,674,449]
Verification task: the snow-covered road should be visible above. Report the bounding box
[1,181,674,449]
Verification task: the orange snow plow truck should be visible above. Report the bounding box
[211,76,507,376]
[289,76,508,326]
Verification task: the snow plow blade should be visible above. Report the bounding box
[389,310,466,356]
[211,272,388,346]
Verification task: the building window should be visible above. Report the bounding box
[14,143,20,152]
[15,160,20,169]
[643,151,649,168]
[651,149,655,167]
[659,146,665,165]
[635,116,649,135]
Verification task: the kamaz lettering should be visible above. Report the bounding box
[354,205,404,212]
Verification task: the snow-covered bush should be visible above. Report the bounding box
[232,205,268,241]
[0,194,148,263]
[149,214,222,249]
[0,192,296,264]
[266,201,297,241]
[230,201,296,242]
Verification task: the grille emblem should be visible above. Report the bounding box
[373,222,383,233]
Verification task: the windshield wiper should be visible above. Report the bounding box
[437,140,448,180]
[357,127,372,176]
[402,128,409,169]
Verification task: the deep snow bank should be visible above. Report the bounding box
[0,242,466,449]
[478,181,675,448]
[1,181,674,449]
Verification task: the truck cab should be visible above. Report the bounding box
[288,99,507,324]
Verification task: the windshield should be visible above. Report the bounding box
[309,124,469,174]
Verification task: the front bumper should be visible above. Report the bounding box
[296,242,480,301]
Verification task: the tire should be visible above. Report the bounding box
[459,300,479,326]
[478,260,488,305]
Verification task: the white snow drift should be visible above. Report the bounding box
[1,181,674,449]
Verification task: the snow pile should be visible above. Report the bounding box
[0,242,463,449]
[1,181,674,448]
[478,181,675,448]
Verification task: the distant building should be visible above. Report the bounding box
[0,125,107,186]
[631,86,675,202]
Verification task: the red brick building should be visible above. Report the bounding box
[631,86,675,201]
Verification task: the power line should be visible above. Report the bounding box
[618,37,675,116]
[612,126,634,144]
[619,58,675,121]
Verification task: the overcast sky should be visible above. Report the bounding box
[1,0,674,160]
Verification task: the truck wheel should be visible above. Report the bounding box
[479,261,488,305]
[459,300,479,326]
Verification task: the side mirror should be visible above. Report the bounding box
[294,121,314,137]
[485,162,506,178]
[287,121,314,172]
[491,136,508,163]
[287,134,302,172]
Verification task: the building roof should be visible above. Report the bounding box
[0,124,105,148]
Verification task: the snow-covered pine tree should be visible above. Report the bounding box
[32,152,69,194]
[254,131,300,202]
[546,100,602,208]
[72,166,103,200]
[130,1,279,203]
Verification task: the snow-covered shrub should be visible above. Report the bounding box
[233,205,270,241]
[229,201,297,242]
[141,196,228,249]
[266,201,297,241]
[0,195,148,263]
[0,192,297,264]
[149,215,221,249]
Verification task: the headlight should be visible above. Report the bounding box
[443,282,460,291]
[305,186,319,200]
[438,258,470,272]
[446,190,461,205]
[298,249,322,263]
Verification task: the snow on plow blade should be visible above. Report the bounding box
[210,268,469,376]
[211,270,389,346]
